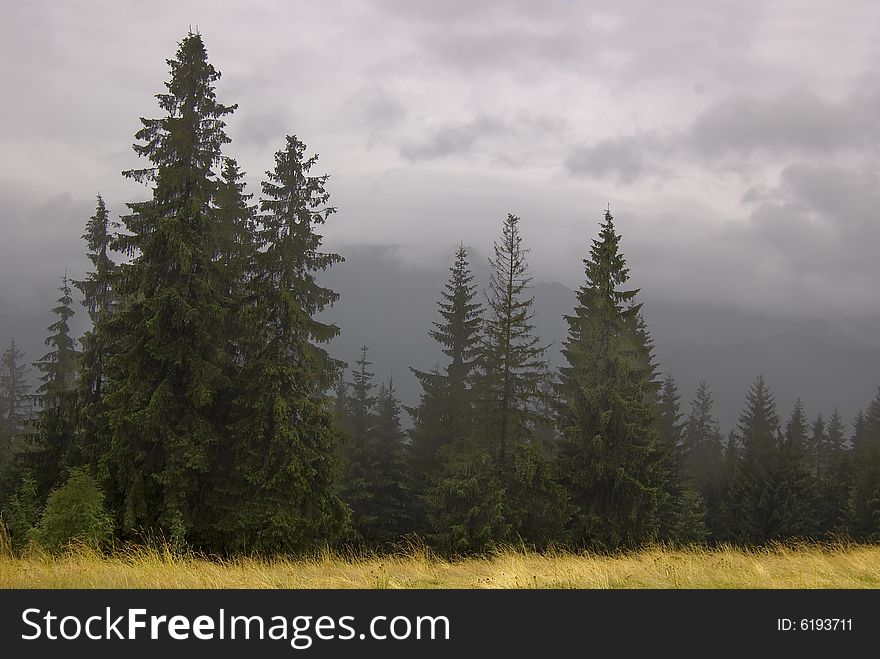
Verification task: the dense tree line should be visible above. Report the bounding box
[2,31,880,555]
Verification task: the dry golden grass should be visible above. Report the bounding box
[1,540,879,589]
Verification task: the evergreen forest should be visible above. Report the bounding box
[2,32,879,556]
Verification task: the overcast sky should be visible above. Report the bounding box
[2,0,880,358]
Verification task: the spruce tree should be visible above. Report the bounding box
[657,374,684,448]
[808,414,827,479]
[30,274,80,496]
[340,346,377,544]
[817,409,851,534]
[728,377,814,542]
[727,376,779,543]
[656,374,696,543]
[426,450,511,554]
[473,213,547,459]
[219,134,347,553]
[777,400,818,538]
[72,195,116,472]
[104,31,237,547]
[785,399,810,468]
[432,244,483,444]
[409,244,483,475]
[682,381,725,538]
[849,390,880,539]
[715,431,742,542]
[407,364,449,479]
[365,378,412,546]
[34,275,78,407]
[556,209,664,550]
[0,340,31,458]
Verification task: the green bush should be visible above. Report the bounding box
[32,468,111,552]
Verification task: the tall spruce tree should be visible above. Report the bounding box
[778,400,818,538]
[104,31,237,547]
[728,377,815,542]
[849,390,880,539]
[407,364,449,479]
[556,209,665,550]
[727,376,779,543]
[0,340,32,457]
[30,274,80,496]
[429,215,556,553]
[473,213,547,459]
[340,346,377,543]
[219,134,347,553]
[785,399,810,468]
[365,378,412,546]
[656,373,697,542]
[409,244,483,475]
[657,374,685,449]
[432,244,483,444]
[72,195,116,472]
[815,409,851,534]
[682,381,726,538]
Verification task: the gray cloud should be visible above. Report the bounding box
[565,133,671,183]
[2,0,880,364]
[399,114,566,163]
[399,116,509,161]
[688,87,880,157]
[565,78,880,184]
[739,163,880,278]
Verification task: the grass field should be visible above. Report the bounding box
[2,542,879,588]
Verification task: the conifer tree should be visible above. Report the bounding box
[340,346,377,543]
[407,365,449,479]
[72,195,116,471]
[682,381,726,538]
[364,378,412,546]
[656,374,695,542]
[812,410,851,534]
[409,244,483,474]
[727,376,779,543]
[556,209,664,550]
[473,213,547,459]
[821,409,851,533]
[104,31,238,547]
[657,374,685,448]
[728,377,814,542]
[785,399,810,468]
[214,157,256,288]
[0,340,32,458]
[213,157,257,371]
[808,414,827,479]
[426,450,511,554]
[432,244,483,443]
[777,400,818,538]
[849,390,880,539]
[219,134,347,553]
[30,274,80,496]
[715,431,742,541]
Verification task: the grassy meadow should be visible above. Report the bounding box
[2,540,879,589]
